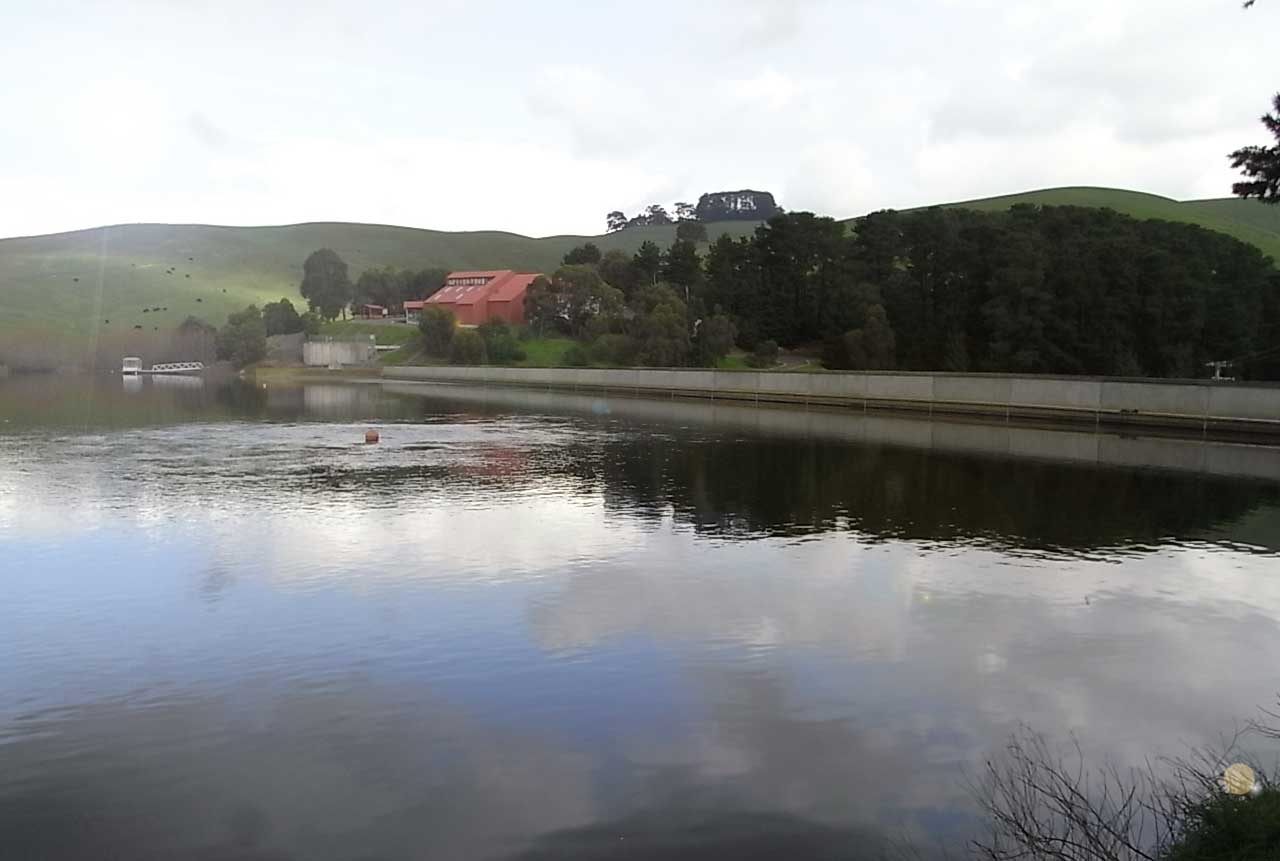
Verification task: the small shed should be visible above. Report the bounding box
[403,300,426,323]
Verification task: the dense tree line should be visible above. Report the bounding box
[522,250,737,368]
[351,265,449,315]
[299,248,447,320]
[526,205,1280,378]
[293,206,1279,378]
[704,205,1280,378]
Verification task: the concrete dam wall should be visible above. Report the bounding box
[383,366,1280,437]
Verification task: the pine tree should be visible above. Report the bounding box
[1230,93,1280,204]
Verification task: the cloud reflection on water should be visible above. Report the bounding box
[2,377,1280,859]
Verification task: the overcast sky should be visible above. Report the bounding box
[2,0,1277,239]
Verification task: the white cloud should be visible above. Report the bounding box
[780,141,877,217]
[1,0,1278,236]
[725,69,819,113]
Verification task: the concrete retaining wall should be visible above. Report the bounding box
[303,340,377,368]
[383,366,1280,435]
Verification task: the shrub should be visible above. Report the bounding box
[478,318,526,364]
[418,306,456,357]
[746,339,778,369]
[563,344,590,367]
[215,305,267,368]
[695,314,737,365]
[975,726,1280,861]
[485,333,525,364]
[261,298,305,336]
[448,329,487,365]
[589,333,640,366]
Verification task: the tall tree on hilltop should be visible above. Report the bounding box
[606,211,628,233]
[644,204,673,226]
[674,202,696,222]
[300,249,352,321]
[1230,93,1280,204]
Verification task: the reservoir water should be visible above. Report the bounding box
[2,375,1279,860]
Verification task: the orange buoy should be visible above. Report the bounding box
[365,429,380,444]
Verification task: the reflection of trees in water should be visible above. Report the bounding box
[380,386,1280,551]
[273,414,1280,552]
[552,436,1280,552]
[37,371,1261,553]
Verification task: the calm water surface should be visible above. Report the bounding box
[3,375,1280,860]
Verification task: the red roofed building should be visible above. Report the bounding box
[425,270,542,326]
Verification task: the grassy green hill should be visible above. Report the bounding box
[2,186,1278,368]
[928,187,1280,262]
[0,221,758,353]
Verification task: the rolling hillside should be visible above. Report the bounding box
[2,186,1278,367]
[0,221,758,350]
[931,187,1280,262]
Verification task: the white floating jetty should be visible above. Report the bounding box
[122,358,205,376]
